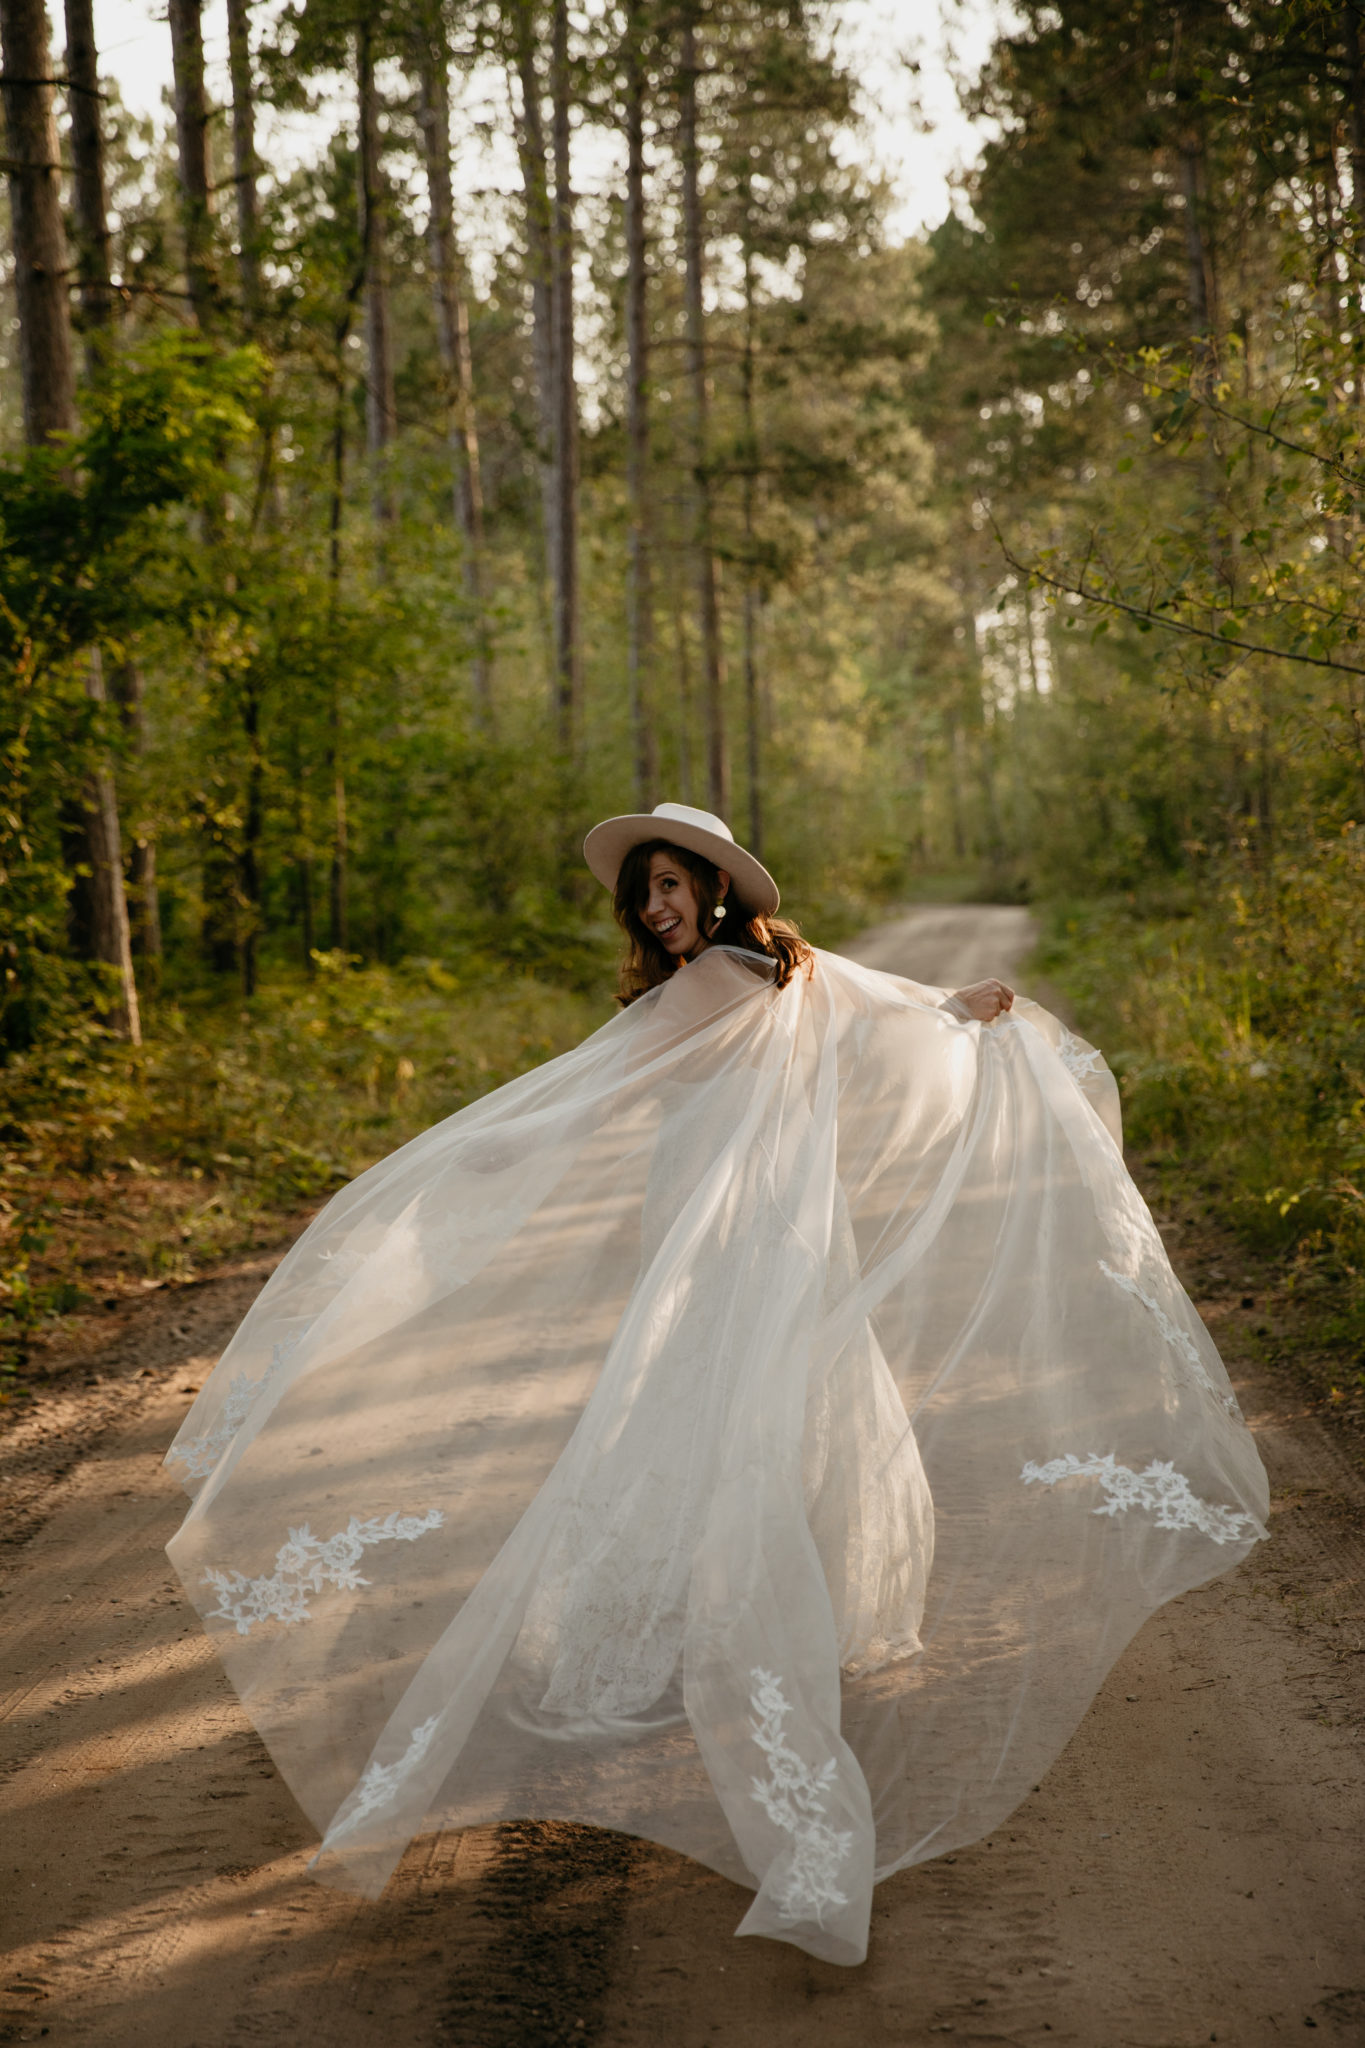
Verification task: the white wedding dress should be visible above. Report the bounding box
[165,946,1268,1964]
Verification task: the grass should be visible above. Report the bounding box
[1033,835,1365,1380]
[0,946,615,1386]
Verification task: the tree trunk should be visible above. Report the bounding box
[678,8,728,818]
[109,659,162,964]
[225,0,261,322]
[78,658,141,1039]
[357,12,396,528]
[510,2,560,693]
[673,594,694,805]
[1176,127,1218,369]
[329,725,349,951]
[624,0,657,808]
[63,0,115,355]
[416,33,493,721]
[240,673,263,995]
[167,0,216,328]
[740,212,761,858]
[1345,5,1365,253]
[327,377,349,950]
[1,0,75,441]
[2,0,140,1040]
[549,0,579,749]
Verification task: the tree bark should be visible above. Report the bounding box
[740,204,761,857]
[328,377,349,950]
[0,0,75,441]
[109,659,162,964]
[80,655,141,1039]
[62,0,115,354]
[624,0,658,808]
[241,673,263,994]
[678,7,728,818]
[357,11,396,527]
[2,0,140,1039]
[510,2,560,692]
[167,0,217,328]
[1176,127,1218,363]
[416,32,493,721]
[549,0,579,749]
[1343,6,1365,257]
[225,0,261,322]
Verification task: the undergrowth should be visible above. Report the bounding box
[1035,826,1365,1370]
[0,946,614,1382]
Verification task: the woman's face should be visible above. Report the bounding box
[641,849,726,959]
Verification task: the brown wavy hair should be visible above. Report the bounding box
[612,839,813,1004]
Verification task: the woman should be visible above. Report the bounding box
[166,801,1267,1966]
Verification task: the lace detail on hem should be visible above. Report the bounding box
[1020,1452,1259,1546]
[167,1336,299,1480]
[748,1668,854,1927]
[323,1713,443,1847]
[1057,1025,1105,1082]
[203,1508,444,1635]
[1098,1260,1242,1418]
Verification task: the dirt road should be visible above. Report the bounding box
[2,910,1362,2047]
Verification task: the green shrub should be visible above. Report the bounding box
[1036,828,1365,1356]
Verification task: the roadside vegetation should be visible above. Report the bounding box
[0,1,1361,1394]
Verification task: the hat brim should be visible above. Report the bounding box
[583,814,780,917]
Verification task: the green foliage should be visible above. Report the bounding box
[3,0,1363,1383]
[1037,829,1365,1352]
[0,333,263,670]
[0,950,612,1368]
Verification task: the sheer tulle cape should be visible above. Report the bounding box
[165,947,1268,1965]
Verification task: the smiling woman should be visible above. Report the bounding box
[166,800,1268,1967]
[602,804,814,1005]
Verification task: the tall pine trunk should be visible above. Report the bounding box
[357,12,396,528]
[416,32,493,721]
[63,0,113,350]
[225,0,261,321]
[678,8,728,817]
[65,0,162,964]
[1,0,139,1041]
[327,356,350,952]
[167,0,216,327]
[511,2,560,707]
[549,0,579,748]
[2,0,75,440]
[739,212,762,857]
[1345,4,1365,254]
[623,0,657,807]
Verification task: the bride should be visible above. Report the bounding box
[165,801,1268,1965]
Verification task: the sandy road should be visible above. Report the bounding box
[1,908,1362,2047]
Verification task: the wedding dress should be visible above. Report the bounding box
[165,945,1268,1964]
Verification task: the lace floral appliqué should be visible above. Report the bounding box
[748,1668,853,1926]
[1098,1260,1241,1418]
[1020,1452,1258,1545]
[203,1508,444,1635]
[1057,1025,1105,1083]
[324,1714,443,1846]
[168,1336,298,1481]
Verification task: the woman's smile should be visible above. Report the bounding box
[643,852,707,955]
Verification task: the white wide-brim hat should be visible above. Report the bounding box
[583,802,780,916]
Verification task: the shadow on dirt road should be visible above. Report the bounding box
[2,909,1362,2046]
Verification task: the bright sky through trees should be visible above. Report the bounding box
[90,0,1007,244]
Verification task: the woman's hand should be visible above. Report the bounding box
[950,978,1015,1024]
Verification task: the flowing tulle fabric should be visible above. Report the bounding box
[165,947,1268,1964]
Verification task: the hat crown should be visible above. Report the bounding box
[650,801,735,845]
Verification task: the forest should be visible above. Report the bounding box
[0,0,1361,1380]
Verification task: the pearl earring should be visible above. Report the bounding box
[712,902,727,920]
